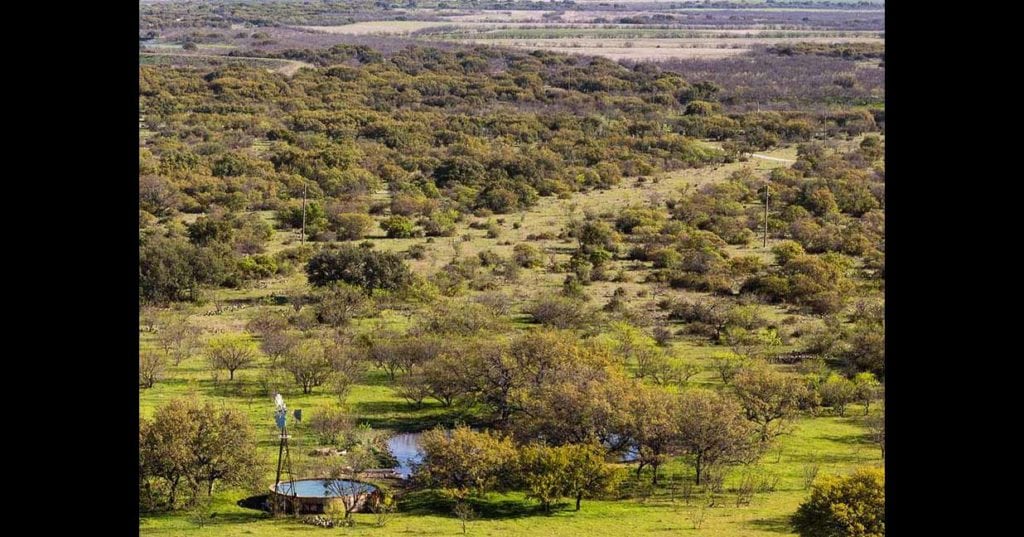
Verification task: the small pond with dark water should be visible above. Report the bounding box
[386,432,425,479]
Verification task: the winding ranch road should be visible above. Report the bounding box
[139,52,312,76]
[750,153,796,164]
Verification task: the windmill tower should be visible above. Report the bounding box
[272,393,298,514]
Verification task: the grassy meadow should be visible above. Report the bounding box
[140,140,882,536]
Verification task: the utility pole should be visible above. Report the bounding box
[763,182,770,248]
[300,182,307,246]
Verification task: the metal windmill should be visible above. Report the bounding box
[272,393,297,514]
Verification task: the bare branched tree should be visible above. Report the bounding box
[140,353,166,389]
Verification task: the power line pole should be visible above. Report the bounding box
[300,182,307,246]
[763,182,770,248]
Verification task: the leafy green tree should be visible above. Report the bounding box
[593,162,622,188]
[562,443,624,511]
[819,373,857,416]
[650,248,683,269]
[187,216,234,246]
[415,425,516,500]
[852,373,881,415]
[308,407,354,445]
[139,399,263,509]
[711,352,748,385]
[793,467,884,537]
[381,215,416,238]
[573,220,619,252]
[305,245,412,295]
[802,187,840,217]
[518,444,570,512]
[859,135,883,161]
[277,201,328,239]
[846,322,885,378]
[333,213,375,240]
[233,214,273,254]
[423,209,459,237]
[733,363,808,442]
[685,100,717,116]
[772,240,806,265]
[514,354,632,448]
[140,235,233,303]
[625,385,677,484]
[420,299,505,336]
[434,156,487,188]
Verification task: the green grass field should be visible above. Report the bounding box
[139,137,881,535]
[139,401,879,536]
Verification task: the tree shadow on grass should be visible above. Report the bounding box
[359,370,396,387]
[786,452,868,464]
[400,490,547,520]
[353,400,424,415]
[237,494,271,512]
[221,296,264,307]
[360,414,486,433]
[747,514,793,534]
[205,510,270,525]
[353,402,483,433]
[820,432,874,446]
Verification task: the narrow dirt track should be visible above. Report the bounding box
[139,52,312,76]
[750,154,796,164]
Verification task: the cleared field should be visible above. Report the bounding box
[444,10,556,22]
[563,0,881,3]
[436,28,883,38]
[452,35,880,61]
[302,22,883,38]
[463,43,750,61]
[415,8,884,23]
[292,19,882,61]
[298,21,453,35]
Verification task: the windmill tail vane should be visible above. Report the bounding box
[274,393,287,430]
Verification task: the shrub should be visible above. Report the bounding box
[408,243,427,260]
[306,245,412,295]
[528,296,594,329]
[771,240,806,265]
[819,373,856,416]
[309,408,353,445]
[792,467,884,537]
[333,213,375,240]
[512,243,544,268]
